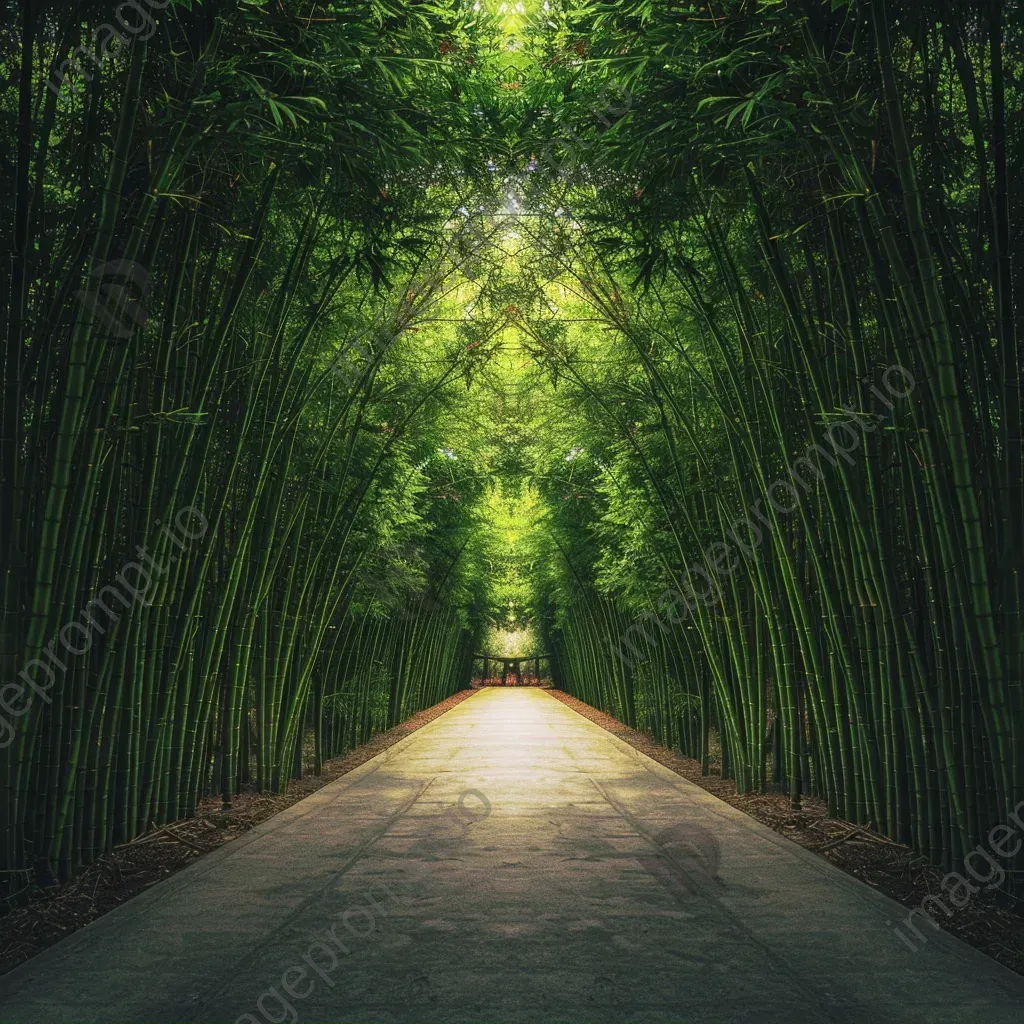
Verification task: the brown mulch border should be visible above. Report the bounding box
[0,689,478,977]
[548,689,1024,976]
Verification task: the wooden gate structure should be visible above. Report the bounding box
[473,654,550,686]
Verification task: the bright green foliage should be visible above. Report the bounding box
[2,0,1022,900]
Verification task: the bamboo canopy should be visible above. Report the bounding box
[2,0,1023,904]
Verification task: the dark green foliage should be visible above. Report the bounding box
[3,0,1022,903]
[528,0,1024,880]
[0,0,494,894]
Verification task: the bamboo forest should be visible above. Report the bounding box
[2,0,1024,1020]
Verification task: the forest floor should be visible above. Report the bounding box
[549,691,1024,977]
[0,689,477,976]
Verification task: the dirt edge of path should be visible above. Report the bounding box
[0,689,478,976]
[548,689,1024,977]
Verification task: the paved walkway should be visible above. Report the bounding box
[3,688,1023,1023]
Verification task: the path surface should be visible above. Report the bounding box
[2,688,1022,1023]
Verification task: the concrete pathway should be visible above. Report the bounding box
[2,688,1023,1023]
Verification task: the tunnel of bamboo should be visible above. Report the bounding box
[2,0,1023,900]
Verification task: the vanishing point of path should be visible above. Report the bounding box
[2,689,1022,1024]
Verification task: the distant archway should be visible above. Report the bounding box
[472,654,552,687]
